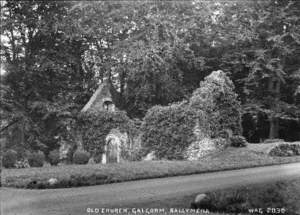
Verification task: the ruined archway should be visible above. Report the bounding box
[106,138,119,163]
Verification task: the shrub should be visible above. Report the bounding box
[189,70,242,137]
[77,110,135,158]
[213,138,230,149]
[15,159,30,168]
[27,151,45,167]
[73,150,90,164]
[2,150,18,168]
[141,102,209,160]
[48,149,60,166]
[93,154,103,163]
[269,144,300,157]
[230,136,247,147]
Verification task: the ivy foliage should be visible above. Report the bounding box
[141,102,209,160]
[76,111,136,157]
[190,70,242,137]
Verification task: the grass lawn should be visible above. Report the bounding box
[2,143,300,189]
[148,178,300,215]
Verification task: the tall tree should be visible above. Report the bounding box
[216,0,300,139]
[1,1,94,153]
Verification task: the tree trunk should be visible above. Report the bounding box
[8,8,17,62]
[268,77,281,139]
[269,116,279,139]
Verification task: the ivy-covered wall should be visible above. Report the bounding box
[76,110,137,159]
[141,102,209,160]
[189,70,242,137]
[76,71,242,161]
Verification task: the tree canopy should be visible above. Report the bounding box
[1,0,299,153]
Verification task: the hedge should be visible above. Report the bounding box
[27,151,45,167]
[73,150,90,164]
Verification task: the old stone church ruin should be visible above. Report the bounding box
[81,81,116,113]
[80,81,129,164]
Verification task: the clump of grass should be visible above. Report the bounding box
[192,180,300,215]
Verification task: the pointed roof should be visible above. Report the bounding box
[81,81,114,113]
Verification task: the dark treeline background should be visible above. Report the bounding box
[1,0,300,154]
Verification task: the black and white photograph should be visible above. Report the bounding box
[1,0,300,214]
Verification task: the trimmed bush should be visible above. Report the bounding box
[48,149,60,166]
[73,150,90,164]
[269,144,300,157]
[190,70,242,137]
[2,150,18,168]
[230,136,247,147]
[27,151,45,167]
[141,102,209,160]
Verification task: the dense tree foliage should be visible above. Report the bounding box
[1,1,94,155]
[1,0,299,154]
